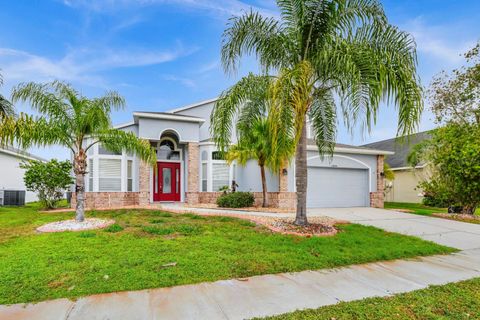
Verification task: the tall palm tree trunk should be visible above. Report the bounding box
[260,164,268,207]
[74,149,87,222]
[294,119,308,226]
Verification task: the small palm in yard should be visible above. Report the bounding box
[0,81,156,221]
[218,0,423,225]
[226,118,293,207]
[214,74,294,207]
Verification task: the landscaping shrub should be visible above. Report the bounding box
[105,224,124,233]
[216,192,254,208]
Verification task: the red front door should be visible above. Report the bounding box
[153,162,181,201]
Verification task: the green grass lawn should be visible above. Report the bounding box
[0,203,454,305]
[259,278,480,319]
[385,202,448,216]
[385,202,480,224]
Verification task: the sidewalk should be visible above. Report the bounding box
[2,249,479,320]
[2,207,480,320]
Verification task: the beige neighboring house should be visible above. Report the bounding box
[362,132,432,203]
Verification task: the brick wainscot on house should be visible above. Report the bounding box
[72,98,392,210]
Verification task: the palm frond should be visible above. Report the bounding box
[0,113,72,150]
[12,82,73,124]
[95,129,157,166]
[221,10,289,73]
[309,87,337,156]
[211,73,273,150]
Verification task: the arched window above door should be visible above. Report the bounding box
[157,139,180,160]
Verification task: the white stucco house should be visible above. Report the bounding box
[0,146,45,204]
[72,98,392,210]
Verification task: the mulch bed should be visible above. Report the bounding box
[172,208,344,237]
[432,213,480,223]
[183,203,294,214]
[268,218,339,237]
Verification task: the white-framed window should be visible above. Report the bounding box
[127,160,133,192]
[157,139,181,161]
[88,159,94,192]
[201,150,208,192]
[201,163,208,192]
[99,158,122,191]
[212,162,230,191]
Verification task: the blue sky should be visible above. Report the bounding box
[0,0,479,160]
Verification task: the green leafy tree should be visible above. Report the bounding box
[428,42,480,125]
[218,0,423,225]
[411,43,480,212]
[0,72,14,117]
[0,81,156,221]
[20,159,73,209]
[415,124,480,214]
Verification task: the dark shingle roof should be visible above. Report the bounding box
[307,139,376,150]
[361,131,432,168]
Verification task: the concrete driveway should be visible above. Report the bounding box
[308,207,480,250]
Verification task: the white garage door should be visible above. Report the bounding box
[307,167,369,208]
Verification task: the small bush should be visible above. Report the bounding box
[150,219,165,224]
[105,224,124,233]
[216,192,254,208]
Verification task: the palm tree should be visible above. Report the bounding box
[226,118,293,207]
[0,72,14,117]
[219,0,423,225]
[0,81,156,222]
[212,73,294,207]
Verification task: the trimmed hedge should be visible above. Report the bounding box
[216,192,254,208]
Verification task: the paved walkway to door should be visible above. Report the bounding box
[2,207,480,320]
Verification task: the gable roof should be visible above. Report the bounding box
[132,111,205,123]
[361,131,432,168]
[200,138,393,155]
[168,97,219,114]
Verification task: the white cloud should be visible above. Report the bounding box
[62,0,277,18]
[161,74,196,88]
[196,60,220,74]
[0,44,197,87]
[403,16,476,66]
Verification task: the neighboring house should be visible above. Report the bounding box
[362,131,432,203]
[73,98,392,210]
[0,146,46,203]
